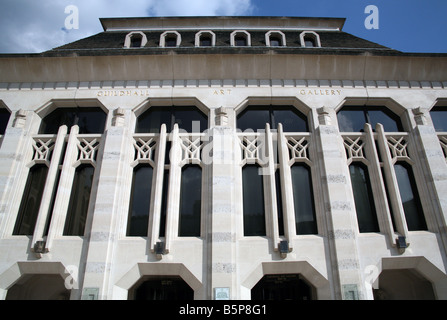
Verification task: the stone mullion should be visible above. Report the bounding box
[45,125,80,250]
[31,125,67,254]
[277,123,296,250]
[148,124,167,252]
[164,124,182,253]
[363,123,396,247]
[375,124,409,239]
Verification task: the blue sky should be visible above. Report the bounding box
[252,0,447,53]
[0,0,446,53]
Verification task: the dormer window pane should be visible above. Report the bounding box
[304,37,315,47]
[235,36,247,46]
[166,37,177,47]
[200,37,212,47]
[130,35,142,48]
[270,37,281,46]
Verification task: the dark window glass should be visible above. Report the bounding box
[237,107,270,132]
[235,36,247,46]
[337,109,365,132]
[174,107,208,133]
[13,165,49,235]
[0,108,11,134]
[270,37,281,46]
[136,107,172,133]
[304,37,315,47]
[136,106,207,133]
[291,164,317,235]
[275,169,284,236]
[251,274,312,300]
[39,107,107,134]
[337,107,403,132]
[134,277,194,300]
[430,107,447,132]
[159,169,170,237]
[200,36,212,46]
[63,165,94,236]
[273,108,308,132]
[237,106,308,132]
[165,37,177,47]
[349,163,380,233]
[242,165,266,236]
[127,165,153,236]
[179,165,202,237]
[43,168,62,236]
[394,162,427,231]
[130,35,142,48]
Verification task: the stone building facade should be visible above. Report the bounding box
[0,16,446,300]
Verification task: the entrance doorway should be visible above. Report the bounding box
[6,274,70,300]
[251,274,314,300]
[132,276,194,300]
[374,269,436,300]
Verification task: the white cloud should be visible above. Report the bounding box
[150,0,254,16]
[0,0,254,53]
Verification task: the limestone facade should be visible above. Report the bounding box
[0,16,446,300]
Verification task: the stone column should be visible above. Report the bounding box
[0,110,30,237]
[80,108,132,300]
[412,108,447,254]
[315,107,366,300]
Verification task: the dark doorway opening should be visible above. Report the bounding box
[132,276,194,300]
[251,274,314,300]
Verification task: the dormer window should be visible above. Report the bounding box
[231,30,251,47]
[124,31,147,48]
[265,31,286,47]
[160,31,181,47]
[195,30,216,47]
[300,31,321,48]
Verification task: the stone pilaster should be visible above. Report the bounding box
[208,124,238,299]
[315,107,366,300]
[80,109,132,300]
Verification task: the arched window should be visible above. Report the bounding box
[136,106,207,133]
[242,165,266,236]
[349,163,379,233]
[39,107,107,134]
[337,106,403,132]
[195,31,215,47]
[178,165,202,237]
[291,164,317,235]
[63,164,94,236]
[160,31,181,47]
[237,105,308,132]
[265,31,286,47]
[231,30,251,47]
[127,165,153,236]
[13,165,49,235]
[394,162,427,231]
[430,106,447,132]
[300,31,321,48]
[124,31,147,48]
